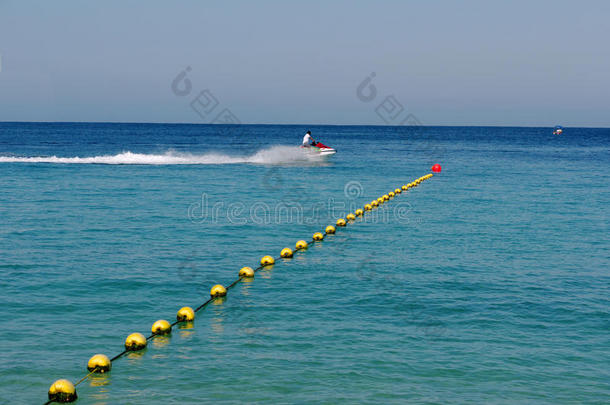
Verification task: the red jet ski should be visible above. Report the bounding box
[301,141,337,157]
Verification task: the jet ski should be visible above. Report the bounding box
[301,141,337,157]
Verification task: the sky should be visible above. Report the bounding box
[0,0,609,127]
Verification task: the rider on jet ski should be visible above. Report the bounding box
[300,131,337,156]
[302,131,316,147]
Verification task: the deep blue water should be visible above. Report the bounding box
[0,122,609,404]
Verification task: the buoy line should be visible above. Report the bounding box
[45,168,440,403]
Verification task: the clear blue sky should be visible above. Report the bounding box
[1,0,609,126]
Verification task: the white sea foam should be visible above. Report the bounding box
[0,145,321,165]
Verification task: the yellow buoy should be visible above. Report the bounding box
[383,194,389,200]
[87,354,111,373]
[239,266,254,278]
[313,232,324,241]
[364,204,372,211]
[280,248,293,258]
[336,218,346,226]
[151,319,172,335]
[394,188,401,194]
[176,306,195,322]
[48,379,77,403]
[325,225,336,234]
[355,209,364,216]
[388,192,395,198]
[210,284,227,297]
[295,240,308,249]
[261,255,275,266]
[125,332,147,351]
[402,185,408,190]
[346,213,356,221]
[371,200,379,207]
[377,197,384,204]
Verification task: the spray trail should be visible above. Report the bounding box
[0,146,325,165]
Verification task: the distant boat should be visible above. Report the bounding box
[553,126,563,135]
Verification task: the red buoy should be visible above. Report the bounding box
[431,164,442,173]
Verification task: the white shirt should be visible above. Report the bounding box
[303,133,313,145]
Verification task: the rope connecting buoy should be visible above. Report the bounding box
[151,319,172,335]
[210,284,227,298]
[260,255,275,266]
[87,354,111,373]
[45,171,438,403]
[125,332,147,351]
[239,266,254,278]
[176,306,195,322]
[48,379,77,403]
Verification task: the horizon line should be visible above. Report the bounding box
[1,120,607,130]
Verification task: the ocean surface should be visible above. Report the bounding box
[0,122,608,404]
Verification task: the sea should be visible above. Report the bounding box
[0,122,608,404]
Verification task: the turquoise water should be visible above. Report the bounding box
[0,123,608,404]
